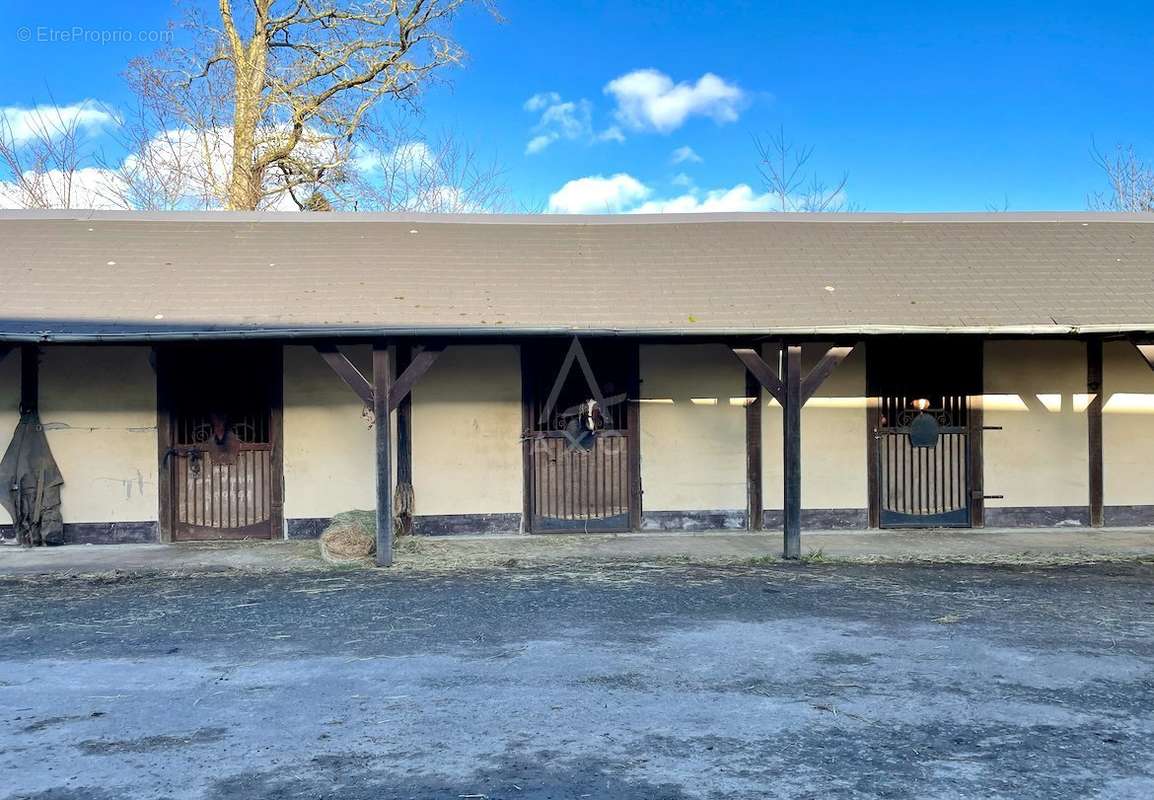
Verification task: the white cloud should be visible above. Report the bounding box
[525,134,555,155]
[671,172,695,188]
[631,184,780,214]
[671,145,702,164]
[0,101,116,145]
[524,91,561,113]
[597,125,625,143]
[0,167,127,210]
[352,140,435,176]
[523,92,623,154]
[545,173,792,215]
[604,69,744,134]
[547,173,650,214]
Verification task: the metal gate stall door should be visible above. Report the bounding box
[877,394,971,527]
[868,337,982,529]
[525,340,635,532]
[163,345,281,541]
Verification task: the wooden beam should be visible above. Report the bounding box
[520,345,535,533]
[866,394,881,529]
[315,344,373,407]
[373,341,394,567]
[732,347,785,405]
[20,344,38,414]
[745,363,763,531]
[388,345,444,413]
[800,345,855,404]
[1135,341,1154,372]
[968,396,986,528]
[395,343,414,537]
[1087,338,1104,528]
[782,344,802,559]
[627,342,642,531]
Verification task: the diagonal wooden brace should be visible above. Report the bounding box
[315,343,374,406]
[388,345,443,412]
[316,342,445,413]
[733,343,859,408]
[732,347,785,405]
[1134,341,1154,372]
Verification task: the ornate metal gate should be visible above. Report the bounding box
[523,339,636,532]
[876,395,971,527]
[868,338,982,529]
[161,345,282,541]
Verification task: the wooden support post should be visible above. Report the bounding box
[745,363,763,531]
[733,342,856,556]
[1087,337,1104,528]
[520,345,535,533]
[395,343,414,537]
[372,341,394,567]
[866,394,881,529]
[782,344,802,559]
[627,342,642,530]
[20,344,38,414]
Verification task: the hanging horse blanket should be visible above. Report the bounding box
[0,412,64,546]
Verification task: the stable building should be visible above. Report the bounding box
[3,210,1154,565]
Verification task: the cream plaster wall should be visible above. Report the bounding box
[762,343,868,510]
[37,346,159,523]
[639,344,746,511]
[410,345,522,516]
[1102,341,1154,507]
[283,344,523,521]
[983,340,1088,508]
[282,345,376,520]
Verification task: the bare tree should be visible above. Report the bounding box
[1089,142,1154,212]
[754,126,850,212]
[344,119,509,212]
[0,103,114,209]
[128,0,496,210]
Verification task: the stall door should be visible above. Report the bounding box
[868,338,982,529]
[876,394,972,527]
[524,339,637,532]
[161,345,282,540]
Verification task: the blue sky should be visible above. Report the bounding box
[1,0,1152,212]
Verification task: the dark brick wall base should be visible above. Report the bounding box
[285,517,329,540]
[764,508,870,530]
[0,521,159,545]
[286,513,523,539]
[1103,505,1154,527]
[984,506,1091,528]
[641,510,747,531]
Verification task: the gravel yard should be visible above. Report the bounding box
[2,561,1152,799]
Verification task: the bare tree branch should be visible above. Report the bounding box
[129,0,497,209]
[753,126,851,212]
[1089,141,1154,212]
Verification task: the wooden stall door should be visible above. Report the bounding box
[161,345,282,541]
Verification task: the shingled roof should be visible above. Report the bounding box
[1,210,1153,341]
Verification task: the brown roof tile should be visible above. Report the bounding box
[1,210,1153,340]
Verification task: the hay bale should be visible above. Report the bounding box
[319,510,377,564]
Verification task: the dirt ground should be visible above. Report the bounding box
[2,561,1153,799]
